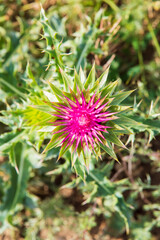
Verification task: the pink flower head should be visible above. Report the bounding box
[50,88,117,159]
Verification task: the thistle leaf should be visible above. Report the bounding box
[59,67,73,91]
[43,90,58,102]
[31,105,53,114]
[58,142,71,160]
[73,68,83,91]
[99,142,118,161]
[0,131,25,152]
[79,67,86,84]
[113,115,140,127]
[48,82,63,101]
[104,132,127,149]
[43,133,62,153]
[74,157,86,181]
[98,66,110,89]
[26,62,36,85]
[40,7,64,83]
[111,90,135,105]
[84,62,95,89]
[89,79,100,93]
[9,144,19,174]
[38,126,56,132]
[101,79,119,98]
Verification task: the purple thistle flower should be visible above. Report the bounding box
[50,88,117,158]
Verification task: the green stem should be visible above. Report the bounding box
[137,40,145,84]
[10,147,25,210]
[147,20,160,58]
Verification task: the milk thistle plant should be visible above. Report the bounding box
[41,73,132,167]
[24,8,134,172]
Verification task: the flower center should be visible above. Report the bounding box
[70,108,92,132]
[78,113,90,127]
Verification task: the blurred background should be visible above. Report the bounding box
[0,0,160,239]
